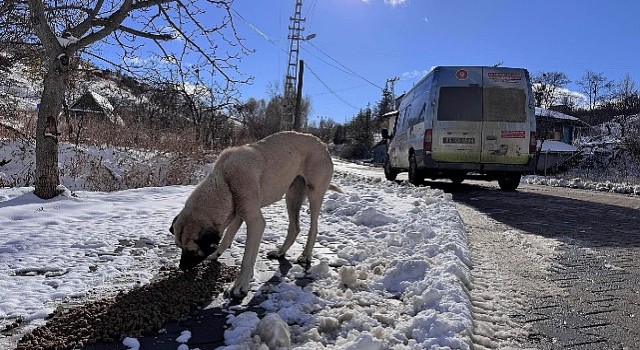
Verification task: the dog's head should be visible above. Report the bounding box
[170,214,222,271]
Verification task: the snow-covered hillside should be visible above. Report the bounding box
[1,61,140,112]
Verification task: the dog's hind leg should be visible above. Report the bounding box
[297,185,326,265]
[212,216,243,260]
[267,176,307,259]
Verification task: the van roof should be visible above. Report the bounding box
[416,66,530,91]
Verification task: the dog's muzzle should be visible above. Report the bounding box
[179,228,221,271]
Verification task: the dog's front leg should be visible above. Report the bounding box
[227,211,265,299]
[212,216,243,260]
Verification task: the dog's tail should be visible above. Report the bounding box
[328,184,344,194]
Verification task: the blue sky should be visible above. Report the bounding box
[230,0,639,124]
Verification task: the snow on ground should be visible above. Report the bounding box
[537,140,578,152]
[0,139,212,190]
[0,159,474,349]
[523,175,640,195]
[2,141,634,349]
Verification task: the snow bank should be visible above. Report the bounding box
[524,175,640,195]
[220,172,473,349]
[1,160,473,349]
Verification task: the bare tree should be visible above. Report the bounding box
[610,73,640,138]
[0,0,249,199]
[556,89,583,111]
[577,70,614,110]
[532,71,570,108]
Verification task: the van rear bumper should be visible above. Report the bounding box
[416,152,535,174]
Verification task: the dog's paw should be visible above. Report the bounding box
[224,283,248,300]
[296,254,312,267]
[266,250,285,259]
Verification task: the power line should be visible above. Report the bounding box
[231,5,383,93]
[231,8,278,46]
[306,64,360,110]
[307,41,384,90]
[306,0,319,27]
[312,83,371,96]
[301,45,358,78]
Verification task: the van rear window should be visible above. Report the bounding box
[437,87,482,121]
[483,88,527,122]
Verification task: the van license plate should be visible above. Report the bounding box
[443,137,475,144]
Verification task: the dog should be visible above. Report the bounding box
[170,131,341,298]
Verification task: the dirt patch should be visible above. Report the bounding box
[16,261,238,350]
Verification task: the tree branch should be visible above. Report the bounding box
[158,2,235,83]
[67,0,104,38]
[71,0,134,50]
[131,0,176,10]
[27,0,62,53]
[117,24,174,40]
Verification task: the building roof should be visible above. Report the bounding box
[535,107,588,126]
[69,91,124,125]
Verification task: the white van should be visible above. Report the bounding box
[382,66,536,191]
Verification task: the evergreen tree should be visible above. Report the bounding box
[333,125,347,145]
[373,86,396,130]
[344,106,374,159]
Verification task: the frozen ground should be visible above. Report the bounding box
[1,143,635,349]
[1,158,478,349]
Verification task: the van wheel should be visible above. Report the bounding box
[408,153,423,186]
[498,174,521,191]
[450,174,465,185]
[383,160,399,181]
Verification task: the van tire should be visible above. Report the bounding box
[408,153,423,186]
[450,174,465,185]
[384,160,399,181]
[498,174,521,191]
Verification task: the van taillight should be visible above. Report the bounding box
[424,129,433,152]
[529,131,537,154]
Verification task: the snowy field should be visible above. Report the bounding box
[1,158,474,349]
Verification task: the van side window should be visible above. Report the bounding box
[407,103,426,126]
[401,104,412,130]
[484,88,527,122]
[437,87,482,121]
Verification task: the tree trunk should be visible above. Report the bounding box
[34,60,69,199]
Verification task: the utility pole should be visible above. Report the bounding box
[293,60,305,131]
[281,0,305,131]
[386,77,399,99]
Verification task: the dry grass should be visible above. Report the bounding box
[1,111,222,191]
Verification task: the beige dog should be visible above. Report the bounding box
[170,131,340,298]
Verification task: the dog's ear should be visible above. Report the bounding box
[169,216,178,234]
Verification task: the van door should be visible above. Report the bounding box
[432,67,483,163]
[481,68,531,165]
[389,101,411,169]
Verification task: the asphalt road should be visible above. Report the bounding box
[436,179,640,349]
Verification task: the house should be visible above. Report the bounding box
[69,91,125,125]
[535,107,588,145]
[535,107,589,174]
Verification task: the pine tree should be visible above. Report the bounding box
[373,86,396,130]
